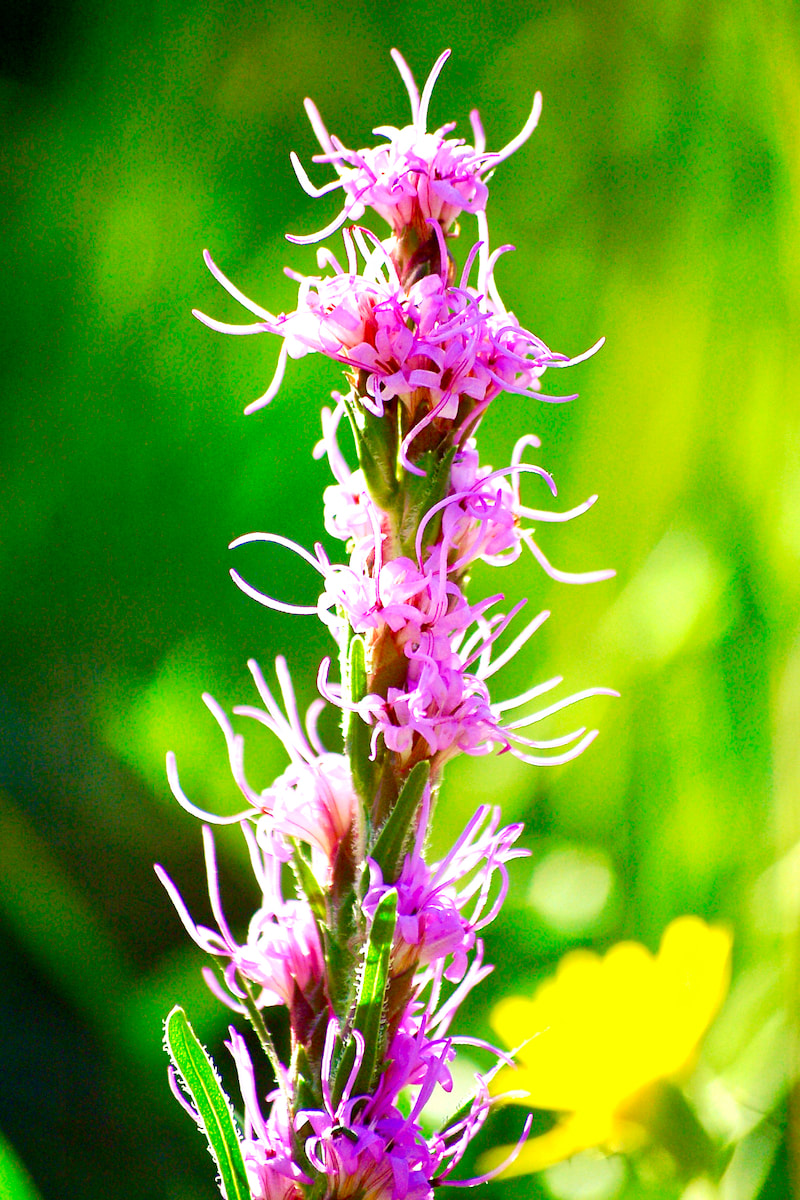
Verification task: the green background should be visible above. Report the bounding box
[1,0,797,1196]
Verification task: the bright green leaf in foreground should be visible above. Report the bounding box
[164,1006,251,1200]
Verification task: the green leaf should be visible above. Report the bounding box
[352,887,397,1047]
[370,760,430,883]
[164,1006,251,1200]
[341,389,399,511]
[345,634,375,809]
[333,888,397,1102]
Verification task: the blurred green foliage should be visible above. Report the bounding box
[1,0,798,1197]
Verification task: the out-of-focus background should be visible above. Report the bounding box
[1,0,798,1196]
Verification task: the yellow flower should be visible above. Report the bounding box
[481,916,732,1178]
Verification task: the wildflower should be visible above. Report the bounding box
[226,1005,520,1200]
[481,916,732,1176]
[317,590,615,772]
[156,825,325,1031]
[288,49,542,244]
[363,804,526,982]
[194,234,600,429]
[165,655,359,882]
[317,402,610,585]
[226,1027,308,1200]
[166,46,615,1200]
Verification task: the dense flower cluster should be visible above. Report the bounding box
[287,49,542,241]
[161,49,613,1200]
[198,233,600,425]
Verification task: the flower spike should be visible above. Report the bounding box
[167,46,617,1200]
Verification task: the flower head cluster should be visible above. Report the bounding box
[288,49,542,242]
[197,230,600,435]
[233,407,614,773]
[160,685,530,1196]
[162,48,614,1200]
[226,1009,506,1200]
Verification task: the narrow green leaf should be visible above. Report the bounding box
[342,389,399,511]
[353,887,397,1042]
[345,635,375,808]
[333,889,397,1102]
[164,1006,251,1200]
[290,840,328,924]
[370,760,430,883]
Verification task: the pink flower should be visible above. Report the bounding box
[226,1027,308,1200]
[222,1010,527,1200]
[165,655,358,882]
[364,804,525,982]
[318,578,616,770]
[156,825,323,1016]
[288,49,543,242]
[171,44,615,1200]
[193,206,604,425]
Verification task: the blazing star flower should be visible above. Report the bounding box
[194,231,600,430]
[228,446,615,777]
[226,1027,308,1200]
[156,824,324,1023]
[480,916,732,1177]
[321,626,615,772]
[167,46,616,1200]
[288,49,542,244]
[317,402,610,584]
[164,655,359,883]
[227,558,614,774]
[364,804,526,982]
[225,1007,525,1200]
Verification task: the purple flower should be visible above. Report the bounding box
[318,587,616,771]
[318,405,611,582]
[156,824,324,1019]
[288,49,542,243]
[194,233,601,429]
[225,1005,517,1200]
[170,46,615,1200]
[165,656,358,882]
[225,455,615,775]
[364,805,526,982]
[227,1027,309,1200]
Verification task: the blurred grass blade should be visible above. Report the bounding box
[0,1127,44,1200]
[164,1006,251,1200]
[0,788,132,1039]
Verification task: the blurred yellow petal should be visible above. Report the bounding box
[655,916,733,1071]
[489,995,543,1052]
[487,916,732,1176]
[478,1111,616,1179]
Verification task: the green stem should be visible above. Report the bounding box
[238,972,285,1088]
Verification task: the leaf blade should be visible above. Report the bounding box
[333,888,398,1102]
[370,760,430,883]
[164,1005,251,1200]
